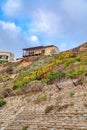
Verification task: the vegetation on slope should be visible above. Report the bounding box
[0,47,87,97]
[13,51,87,87]
[0,99,6,107]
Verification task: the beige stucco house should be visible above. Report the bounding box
[23,45,59,57]
[0,51,14,61]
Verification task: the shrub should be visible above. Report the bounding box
[30,75,37,80]
[53,51,75,59]
[0,59,8,64]
[66,69,85,79]
[75,56,81,62]
[22,126,28,130]
[13,76,29,90]
[66,72,75,78]
[70,91,75,97]
[0,99,6,107]
[57,104,69,111]
[84,62,87,65]
[74,69,84,76]
[44,70,65,84]
[2,88,14,97]
[45,105,54,114]
[44,78,51,84]
[38,94,47,102]
[84,103,87,107]
[22,77,29,85]
[13,80,23,90]
[63,59,75,68]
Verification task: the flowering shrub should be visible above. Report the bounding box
[11,50,87,90]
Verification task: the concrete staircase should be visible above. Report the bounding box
[0,96,25,130]
[0,82,87,130]
[5,112,87,130]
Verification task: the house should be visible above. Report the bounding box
[23,45,59,57]
[0,51,14,61]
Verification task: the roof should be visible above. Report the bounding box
[44,45,55,48]
[23,46,44,50]
[23,45,56,51]
[0,51,12,54]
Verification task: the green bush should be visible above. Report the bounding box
[13,76,29,90]
[38,94,47,102]
[74,69,84,76]
[63,59,75,68]
[66,69,85,79]
[30,75,37,80]
[0,99,6,107]
[84,62,87,65]
[75,56,81,62]
[44,70,65,84]
[66,72,75,78]
[53,51,76,60]
[70,91,75,97]
[13,80,23,90]
[44,78,51,84]
[0,59,8,64]
[22,126,28,130]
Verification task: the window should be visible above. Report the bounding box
[0,55,8,59]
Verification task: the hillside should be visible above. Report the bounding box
[0,44,87,97]
[0,43,87,130]
[70,42,87,53]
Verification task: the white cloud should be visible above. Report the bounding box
[30,35,39,43]
[1,0,87,57]
[30,9,62,35]
[25,35,40,47]
[2,0,22,16]
[0,20,24,58]
[3,0,87,37]
[0,20,21,33]
[61,0,87,19]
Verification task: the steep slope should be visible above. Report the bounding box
[0,42,87,130]
[0,46,87,97]
[69,42,87,53]
[0,80,87,130]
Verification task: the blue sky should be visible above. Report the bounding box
[0,0,87,58]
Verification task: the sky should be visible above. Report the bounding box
[0,0,87,58]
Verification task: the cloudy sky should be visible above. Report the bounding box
[0,0,87,58]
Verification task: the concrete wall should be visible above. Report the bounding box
[45,46,59,55]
